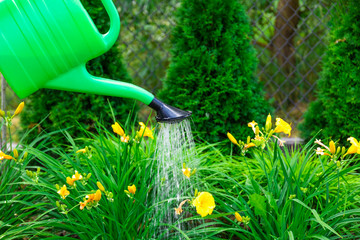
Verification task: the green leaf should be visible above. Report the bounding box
[249,193,267,217]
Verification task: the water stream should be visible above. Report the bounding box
[151,119,199,239]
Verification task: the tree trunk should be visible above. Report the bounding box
[273,0,299,75]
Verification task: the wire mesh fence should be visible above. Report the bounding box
[1,0,335,137]
[117,0,334,127]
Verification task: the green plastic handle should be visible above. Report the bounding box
[44,65,155,105]
[100,0,121,50]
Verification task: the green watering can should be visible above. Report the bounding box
[0,0,191,122]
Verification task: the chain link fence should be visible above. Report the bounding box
[1,0,335,137]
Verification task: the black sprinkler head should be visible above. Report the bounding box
[148,97,192,123]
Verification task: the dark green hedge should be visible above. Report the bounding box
[21,0,135,143]
[159,0,271,143]
[300,1,360,142]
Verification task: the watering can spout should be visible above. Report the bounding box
[44,65,191,123]
[149,98,192,123]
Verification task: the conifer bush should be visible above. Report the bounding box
[159,0,271,143]
[300,2,360,142]
[21,0,135,142]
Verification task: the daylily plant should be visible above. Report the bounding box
[314,137,360,167]
[137,122,154,139]
[112,122,130,143]
[66,170,83,186]
[181,163,196,179]
[228,114,292,155]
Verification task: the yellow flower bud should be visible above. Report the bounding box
[265,114,272,132]
[255,126,260,136]
[300,187,308,193]
[13,102,25,116]
[341,146,346,155]
[336,146,341,154]
[13,149,18,159]
[235,212,243,222]
[97,181,105,192]
[336,161,341,168]
[26,170,32,177]
[227,132,238,145]
[329,140,335,154]
[76,148,86,154]
[194,189,198,197]
[0,110,5,118]
[247,136,251,144]
[242,216,251,225]
[23,152,28,159]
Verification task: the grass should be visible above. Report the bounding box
[1,110,360,239]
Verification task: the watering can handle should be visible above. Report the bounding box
[99,0,121,50]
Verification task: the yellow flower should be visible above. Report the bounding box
[97,182,105,192]
[121,135,130,143]
[128,184,136,194]
[274,118,291,136]
[76,148,86,154]
[235,212,243,222]
[72,170,83,181]
[227,132,238,145]
[0,151,13,161]
[192,192,216,217]
[66,170,83,186]
[244,142,255,150]
[247,120,257,128]
[182,168,191,178]
[174,200,189,215]
[112,122,125,136]
[79,201,87,210]
[93,189,102,201]
[315,147,330,156]
[329,140,336,154]
[86,189,102,202]
[345,137,360,156]
[137,122,154,139]
[174,206,183,215]
[66,177,75,186]
[57,185,70,199]
[13,101,24,116]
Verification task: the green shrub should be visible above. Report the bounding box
[20,0,135,144]
[159,0,271,144]
[300,2,360,142]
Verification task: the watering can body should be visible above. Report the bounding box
[0,0,154,104]
[0,0,191,122]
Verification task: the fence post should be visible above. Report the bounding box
[0,73,6,149]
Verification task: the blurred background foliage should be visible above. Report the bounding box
[300,0,360,143]
[1,0,338,140]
